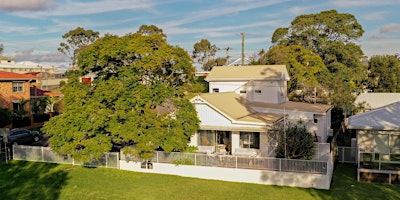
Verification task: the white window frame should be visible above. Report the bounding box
[12,81,24,92]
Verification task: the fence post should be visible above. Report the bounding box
[106,153,108,168]
[156,151,159,163]
[235,156,238,168]
[279,159,281,171]
[42,147,44,162]
[194,153,197,166]
[342,147,345,163]
[379,153,381,170]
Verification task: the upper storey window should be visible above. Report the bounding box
[12,82,23,92]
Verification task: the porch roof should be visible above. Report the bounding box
[197,92,284,125]
[348,101,400,130]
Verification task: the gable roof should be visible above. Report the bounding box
[0,71,40,80]
[348,101,400,130]
[194,92,285,125]
[355,93,400,110]
[205,65,290,82]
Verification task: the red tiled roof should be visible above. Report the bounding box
[0,71,40,80]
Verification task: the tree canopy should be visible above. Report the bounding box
[265,10,366,112]
[192,39,219,71]
[58,27,100,67]
[259,45,328,102]
[44,25,199,162]
[367,55,400,92]
[272,10,364,59]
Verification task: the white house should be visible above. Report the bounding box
[190,65,333,157]
[347,101,400,183]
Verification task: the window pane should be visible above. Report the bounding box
[198,130,215,146]
[240,132,260,149]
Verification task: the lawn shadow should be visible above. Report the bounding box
[0,161,69,200]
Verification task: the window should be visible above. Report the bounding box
[198,130,215,146]
[239,90,246,93]
[255,90,262,94]
[240,132,260,149]
[12,82,23,92]
[13,102,20,111]
[212,88,219,93]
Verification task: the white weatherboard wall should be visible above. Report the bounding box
[119,161,331,190]
[209,81,247,93]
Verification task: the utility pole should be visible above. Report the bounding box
[241,32,245,66]
[224,47,232,66]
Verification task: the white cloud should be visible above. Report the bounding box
[380,23,400,33]
[361,11,387,21]
[332,0,400,8]
[0,0,55,11]
[361,37,400,56]
[7,49,67,63]
[10,0,157,19]
[289,6,316,15]
[370,34,385,39]
[159,0,287,28]
[0,21,38,33]
[165,20,282,36]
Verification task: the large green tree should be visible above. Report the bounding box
[192,39,219,71]
[43,25,199,162]
[272,10,364,61]
[259,45,329,102]
[367,55,400,92]
[268,10,366,111]
[58,27,100,67]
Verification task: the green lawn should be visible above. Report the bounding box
[0,161,399,200]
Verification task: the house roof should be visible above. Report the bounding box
[354,93,400,110]
[0,71,40,80]
[205,65,290,82]
[248,101,333,114]
[347,101,400,130]
[196,92,285,125]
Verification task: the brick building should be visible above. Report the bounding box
[0,71,40,113]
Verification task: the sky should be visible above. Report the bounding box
[0,0,400,71]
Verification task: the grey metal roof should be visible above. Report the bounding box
[348,101,400,130]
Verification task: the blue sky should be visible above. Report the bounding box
[0,0,400,70]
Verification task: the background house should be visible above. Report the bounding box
[347,101,400,183]
[190,65,333,157]
[0,71,39,113]
[0,57,66,90]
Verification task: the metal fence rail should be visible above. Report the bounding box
[13,145,119,169]
[124,151,329,174]
[337,146,357,163]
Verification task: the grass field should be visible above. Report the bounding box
[1,161,399,200]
